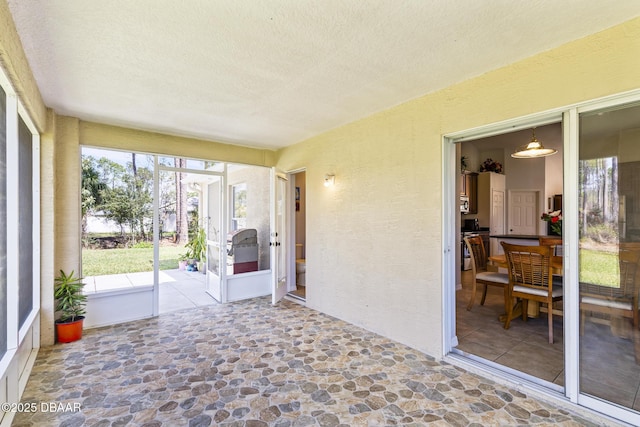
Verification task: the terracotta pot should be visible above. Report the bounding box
[55,317,84,343]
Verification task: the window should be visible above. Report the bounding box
[0,69,40,378]
[231,183,247,230]
[18,117,33,327]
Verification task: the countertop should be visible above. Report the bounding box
[461,227,490,233]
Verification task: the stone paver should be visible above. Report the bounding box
[13,297,615,426]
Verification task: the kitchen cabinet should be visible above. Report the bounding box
[476,172,505,255]
[460,172,478,214]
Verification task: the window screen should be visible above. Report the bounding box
[18,116,32,327]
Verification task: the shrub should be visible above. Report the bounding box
[582,223,618,244]
[132,241,153,249]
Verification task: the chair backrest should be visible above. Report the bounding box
[501,242,553,291]
[580,245,640,300]
[617,248,640,298]
[538,236,562,256]
[464,235,487,274]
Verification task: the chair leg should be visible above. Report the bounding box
[480,284,489,306]
[521,299,528,322]
[466,280,477,311]
[548,308,554,344]
[504,298,513,329]
[504,291,513,330]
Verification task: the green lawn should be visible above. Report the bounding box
[82,246,186,276]
[82,244,618,285]
[579,248,619,286]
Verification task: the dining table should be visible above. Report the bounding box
[488,254,563,274]
[488,253,564,320]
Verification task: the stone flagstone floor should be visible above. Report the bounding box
[13,297,618,426]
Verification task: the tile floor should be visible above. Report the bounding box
[287,287,306,302]
[12,297,617,426]
[456,270,640,412]
[83,269,218,314]
[156,270,216,314]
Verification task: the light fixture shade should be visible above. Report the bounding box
[511,129,557,158]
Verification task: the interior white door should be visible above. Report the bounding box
[205,176,224,302]
[509,190,538,235]
[271,170,288,304]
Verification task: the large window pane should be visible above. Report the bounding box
[579,104,640,411]
[0,85,6,357]
[81,148,155,286]
[231,183,247,231]
[18,117,33,327]
[226,164,270,273]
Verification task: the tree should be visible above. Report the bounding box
[175,158,189,244]
[83,155,153,243]
[81,156,106,236]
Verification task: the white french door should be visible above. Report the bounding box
[271,170,289,304]
[205,175,225,302]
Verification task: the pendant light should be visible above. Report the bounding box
[511,128,557,158]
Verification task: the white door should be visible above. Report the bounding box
[206,176,225,302]
[271,170,289,304]
[509,190,538,235]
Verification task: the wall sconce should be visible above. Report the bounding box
[324,174,335,187]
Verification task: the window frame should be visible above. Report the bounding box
[230,182,247,231]
[0,65,41,379]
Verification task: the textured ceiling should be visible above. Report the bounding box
[7,0,640,149]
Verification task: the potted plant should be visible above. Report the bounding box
[54,270,87,343]
[178,253,189,270]
[185,227,207,272]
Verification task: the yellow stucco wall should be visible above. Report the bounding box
[79,122,277,167]
[0,0,46,130]
[275,17,640,356]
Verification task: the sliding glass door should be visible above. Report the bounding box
[446,95,640,425]
[578,103,640,412]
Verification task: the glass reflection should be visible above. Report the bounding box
[579,104,640,411]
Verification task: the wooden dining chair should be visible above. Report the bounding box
[538,236,563,287]
[501,242,563,344]
[464,236,509,311]
[580,246,640,333]
[538,236,562,255]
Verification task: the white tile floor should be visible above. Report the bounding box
[83,268,218,314]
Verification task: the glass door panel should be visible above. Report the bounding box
[271,172,288,304]
[579,104,640,412]
[206,177,223,301]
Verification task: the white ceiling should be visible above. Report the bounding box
[7,1,640,150]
